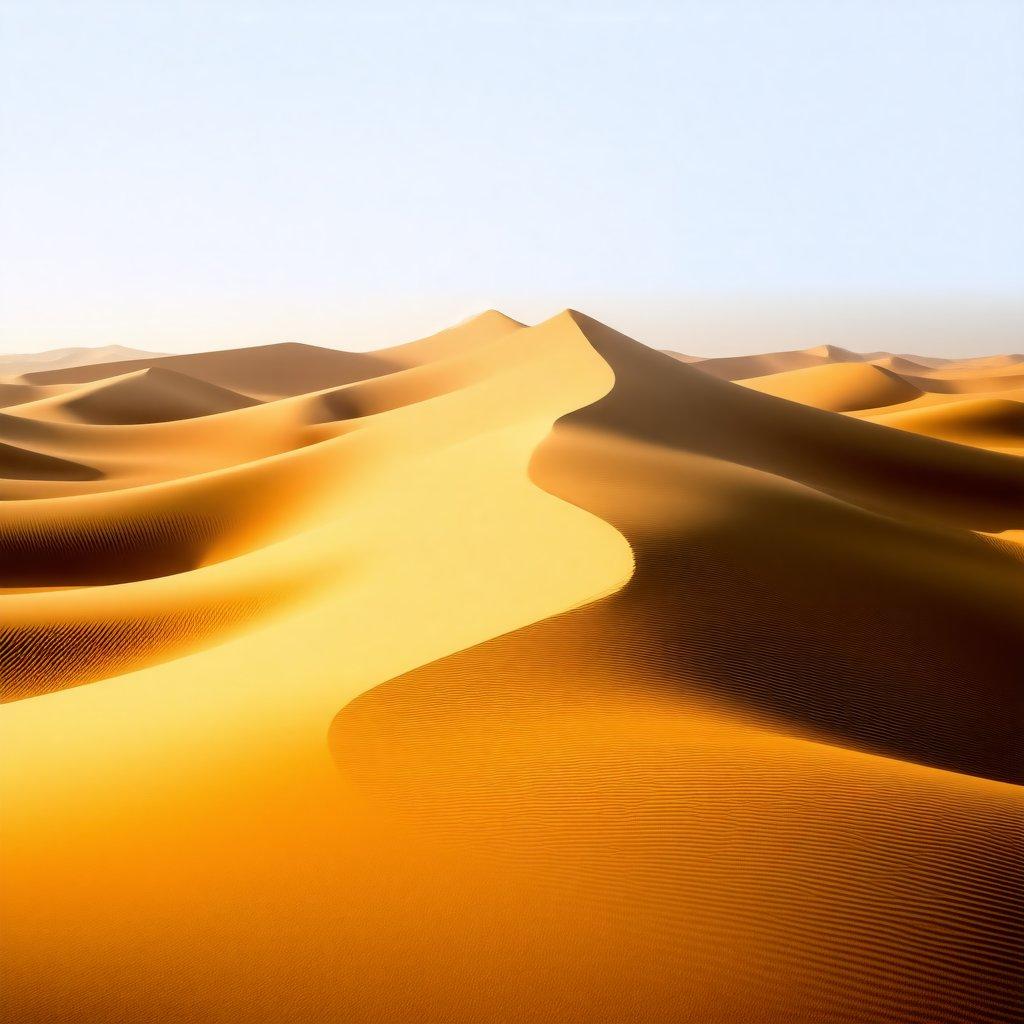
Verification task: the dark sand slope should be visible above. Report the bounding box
[11,367,260,425]
[565,314,1024,533]
[0,441,102,482]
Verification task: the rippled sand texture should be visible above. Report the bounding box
[2,313,1022,1023]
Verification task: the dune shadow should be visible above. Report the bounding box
[610,518,1023,785]
[0,441,104,483]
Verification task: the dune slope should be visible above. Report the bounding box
[0,441,102,482]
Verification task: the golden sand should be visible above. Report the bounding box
[1,312,1021,1023]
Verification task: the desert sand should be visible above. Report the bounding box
[1,312,1021,1023]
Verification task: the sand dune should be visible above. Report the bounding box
[693,342,862,380]
[21,341,395,400]
[1,310,1021,1024]
[0,440,102,482]
[885,352,1024,375]
[898,368,1024,394]
[872,353,953,373]
[563,312,1024,532]
[327,315,1022,1022]
[0,381,80,410]
[381,308,525,367]
[871,397,1024,451]
[739,360,923,411]
[0,344,163,379]
[685,344,1024,390]
[0,400,315,499]
[11,366,260,425]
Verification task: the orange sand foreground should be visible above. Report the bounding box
[1,312,1022,1023]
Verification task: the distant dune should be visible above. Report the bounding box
[738,361,923,411]
[0,344,164,379]
[18,341,395,399]
[2,312,1021,1024]
[687,342,863,380]
[12,367,260,425]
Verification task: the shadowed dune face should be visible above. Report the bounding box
[564,314,1024,533]
[11,367,261,425]
[532,428,1024,783]
[3,312,1023,1024]
[0,441,103,482]
[869,397,1024,451]
[0,438,367,586]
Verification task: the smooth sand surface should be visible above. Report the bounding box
[2,312,1021,1023]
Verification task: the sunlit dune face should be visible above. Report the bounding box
[1,313,1022,1024]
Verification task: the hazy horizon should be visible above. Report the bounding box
[2,1,1022,358]
[2,295,1022,362]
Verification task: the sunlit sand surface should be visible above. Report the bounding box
[2,313,1021,1023]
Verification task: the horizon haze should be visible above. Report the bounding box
[2,1,1022,356]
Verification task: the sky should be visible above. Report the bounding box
[1,0,1022,356]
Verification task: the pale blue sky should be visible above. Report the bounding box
[1,1,1022,354]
